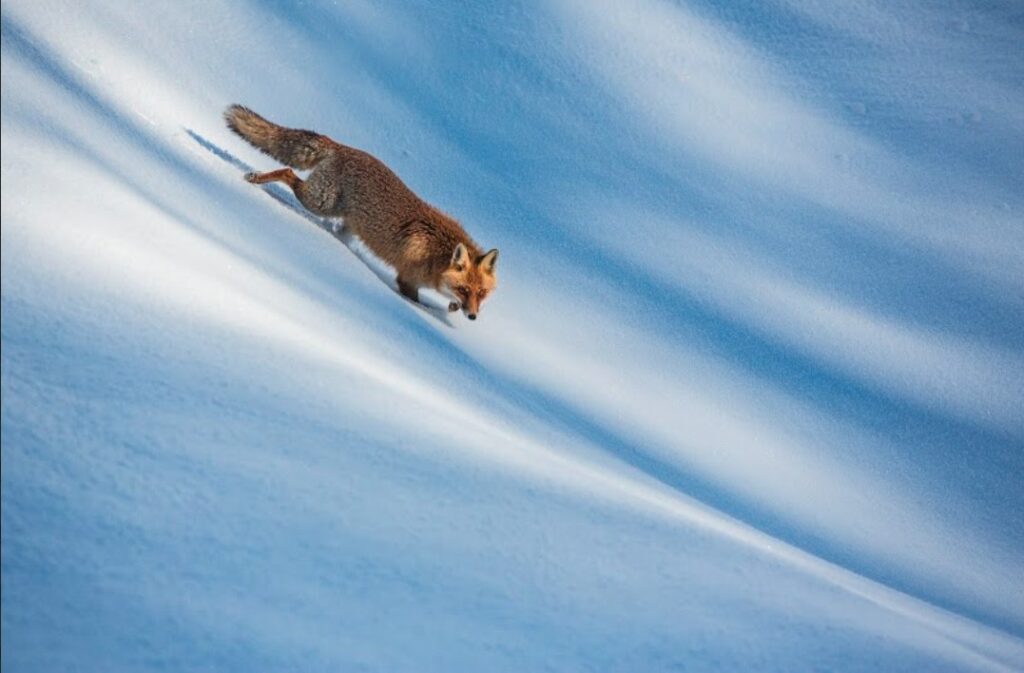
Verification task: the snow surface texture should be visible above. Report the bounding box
[2,1,1023,671]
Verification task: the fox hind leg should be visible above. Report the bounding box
[244,167,337,217]
[244,167,301,188]
[246,165,348,218]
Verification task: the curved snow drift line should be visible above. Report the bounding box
[570,201,1024,438]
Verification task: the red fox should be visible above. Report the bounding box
[224,105,498,320]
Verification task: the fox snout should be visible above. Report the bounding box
[463,297,480,320]
[452,291,483,320]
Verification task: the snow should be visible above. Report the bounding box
[2,1,1023,670]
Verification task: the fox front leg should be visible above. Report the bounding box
[397,278,421,304]
[397,278,452,310]
[398,278,459,312]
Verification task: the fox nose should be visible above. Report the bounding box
[467,313,477,320]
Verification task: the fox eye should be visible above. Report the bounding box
[478,290,487,299]
[458,286,469,296]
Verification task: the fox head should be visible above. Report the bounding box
[441,243,498,320]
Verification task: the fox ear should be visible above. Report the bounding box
[478,249,499,274]
[450,243,470,270]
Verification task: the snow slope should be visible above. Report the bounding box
[2,1,1023,670]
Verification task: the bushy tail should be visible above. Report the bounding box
[224,104,334,169]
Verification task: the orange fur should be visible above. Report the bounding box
[226,105,499,319]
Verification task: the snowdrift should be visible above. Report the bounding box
[2,1,1022,670]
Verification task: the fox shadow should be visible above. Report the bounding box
[185,128,454,328]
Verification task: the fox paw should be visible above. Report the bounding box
[243,172,258,183]
[448,301,460,313]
